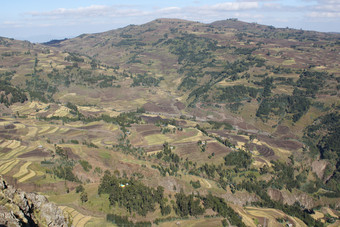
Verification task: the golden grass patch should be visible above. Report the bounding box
[282,59,296,65]
[311,211,324,220]
[0,140,14,148]
[145,134,170,145]
[47,106,71,118]
[4,146,26,159]
[13,161,32,178]
[26,127,38,137]
[59,206,92,227]
[18,169,36,183]
[324,207,339,218]
[0,159,20,174]
[231,206,257,227]
[7,140,21,149]
[46,126,59,134]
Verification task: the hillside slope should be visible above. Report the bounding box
[0,18,339,226]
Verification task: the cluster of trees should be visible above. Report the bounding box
[25,75,57,102]
[152,143,180,176]
[64,52,84,63]
[98,171,167,216]
[215,85,260,103]
[46,145,79,182]
[174,191,205,217]
[40,110,142,128]
[296,70,328,98]
[207,121,233,130]
[203,194,246,227]
[224,150,252,169]
[131,74,163,87]
[256,94,310,122]
[0,80,27,106]
[305,112,340,194]
[79,160,92,172]
[106,214,151,227]
[165,33,217,64]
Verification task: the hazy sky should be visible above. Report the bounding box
[1,0,340,42]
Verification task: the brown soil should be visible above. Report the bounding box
[0,147,12,154]
[143,102,176,114]
[258,135,302,151]
[174,101,185,110]
[206,142,231,156]
[173,142,198,156]
[4,124,15,129]
[18,148,50,158]
[62,147,80,160]
[275,125,290,135]
[144,145,163,153]
[140,129,161,137]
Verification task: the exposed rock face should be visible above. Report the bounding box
[0,176,69,227]
[267,188,315,209]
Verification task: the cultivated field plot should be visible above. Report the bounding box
[59,206,93,227]
[242,206,307,227]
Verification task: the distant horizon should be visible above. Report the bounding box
[2,0,340,43]
[4,18,340,44]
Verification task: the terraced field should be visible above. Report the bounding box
[59,206,93,227]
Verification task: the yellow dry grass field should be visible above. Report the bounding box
[7,140,21,149]
[26,127,38,137]
[47,106,71,118]
[46,126,59,134]
[231,206,257,227]
[0,140,17,148]
[38,126,52,134]
[245,207,307,227]
[58,127,70,133]
[59,206,93,227]
[18,169,36,183]
[311,211,324,220]
[145,134,170,146]
[0,121,10,126]
[13,161,32,178]
[13,123,26,129]
[0,159,20,175]
[2,146,26,160]
[323,207,339,218]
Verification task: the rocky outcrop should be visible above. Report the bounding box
[267,188,315,209]
[0,176,69,227]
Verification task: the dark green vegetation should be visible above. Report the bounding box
[305,113,340,194]
[0,18,339,226]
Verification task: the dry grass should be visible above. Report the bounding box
[60,206,93,227]
[0,159,20,174]
[13,161,32,178]
[18,169,36,183]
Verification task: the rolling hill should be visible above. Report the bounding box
[0,18,339,226]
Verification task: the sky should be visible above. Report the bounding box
[1,0,340,43]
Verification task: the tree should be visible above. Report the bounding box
[76,185,85,193]
[80,192,88,203]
